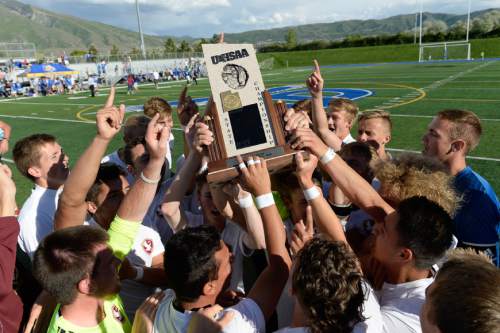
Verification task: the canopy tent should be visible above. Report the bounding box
[20,63,79,78]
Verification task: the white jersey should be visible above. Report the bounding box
[153,289,265,333]
[18,185,62,259]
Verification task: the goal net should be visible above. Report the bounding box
[259,57,274,71]
[419,41,471,62]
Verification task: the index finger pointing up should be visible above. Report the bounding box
[313,59,321,74]
[105,86,116,108]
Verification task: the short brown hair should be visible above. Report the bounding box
[437,109,482,152]
[123,115,150,144]
[143,97,172,118]
[329,98,359,123]
[374,153,460,216]
[358,110,392,132]
[13,133,56,181]
[427,249,500,333]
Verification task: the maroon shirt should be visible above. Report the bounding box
[0,216,23,333]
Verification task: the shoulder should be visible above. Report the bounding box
[225,298,265,333]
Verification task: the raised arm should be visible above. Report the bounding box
[307,60,343,151]
[54,87,124,230]
[291,128,394,221]
[239,156,292,321]
[117,113,169,222]
[294,153,347,244]
[161,120,213,231]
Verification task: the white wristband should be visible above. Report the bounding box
[140,171,161,184]
[238,194,254,208]
[303,186,321,201]
[320,147,336,165]
[134,266,144,281]
[255,193,275,210]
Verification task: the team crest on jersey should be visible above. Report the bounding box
[142,239,154,254]
[112,304,125,323]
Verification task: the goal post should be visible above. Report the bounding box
[419,41,471,62]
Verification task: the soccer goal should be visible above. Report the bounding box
[259,57,274,71]
[419,41,471,62]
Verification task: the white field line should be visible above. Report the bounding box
[387,148,500,162]
[391,114,500,122]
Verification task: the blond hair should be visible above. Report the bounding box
[437,109,482,152]
[143,97,172,118]
[358,110,392,132]
[329,98,359,123]
[374,153,460,216]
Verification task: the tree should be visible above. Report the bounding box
[129,47,141,59]
[110,44,120,61]
[178,40,191,53]
[210,33,221,43]
[285,29,297,49]
[194,38,207,52]
[164,38,177,55]
[70,50,86,57]
[88,44,98,56]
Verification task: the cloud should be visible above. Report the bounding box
[19,0,500,37]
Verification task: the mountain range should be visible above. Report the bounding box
[1,0,499,55]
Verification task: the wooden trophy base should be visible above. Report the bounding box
[207,145,297,184]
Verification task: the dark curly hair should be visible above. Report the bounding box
[292,238,365,333]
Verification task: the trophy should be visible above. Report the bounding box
[202,43,296,184]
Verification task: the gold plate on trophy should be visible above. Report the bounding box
[220,90,242,112]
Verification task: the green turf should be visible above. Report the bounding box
[0,59,499,205]
[257,37,500,68]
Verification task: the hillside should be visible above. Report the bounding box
[225,9,500,44]
[0,0,169,54]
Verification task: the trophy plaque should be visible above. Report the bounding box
[202,43,295,184]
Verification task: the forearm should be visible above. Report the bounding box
[117,158,164,222]
[238,201,266,250]
[299,178,346,243]
[0,193,16,217]
[311,92,329,133]
[321,156,394,220]
[162,153,201,215]
[260,205,291,268]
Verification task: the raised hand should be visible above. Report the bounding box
[96,86,125,141]
[237,156,271,196]
[295,152,319,186]
[131,292,165,333]
[290,205,314,256]
[222,182,248,201]
[177,86,199,127]
[145,113,170,162]
[290,127,328,158]
[191,122,214,155]
[306,60,324,97]
[284,108,311,132]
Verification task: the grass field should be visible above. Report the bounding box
[0,59,499,204]
[257,37,500,68]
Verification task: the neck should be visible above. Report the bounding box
[291,301,308,328]
[445,156,467,176]
[60,295,103,327]
[384,264,431,284]
[178,295,216,312]
[378,147,390,161]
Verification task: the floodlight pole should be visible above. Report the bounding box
[414,13,418,44]
[418,1,423,61]
[466,0,471,42]
[135,0,147,59]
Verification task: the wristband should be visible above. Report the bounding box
[303,186,321,201]
[255,193,275,210]
[134,266,144,281]
[320,147,336,165]
[238,194,254,208]
[140,171,161,184]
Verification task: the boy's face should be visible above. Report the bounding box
[31,141,69,187]
[357,118,391,150]
[157,114,173,129]
[422,117,454,162]
[328,109,352,140]
[372,211,403,266]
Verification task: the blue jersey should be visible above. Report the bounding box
[453,166,500,246]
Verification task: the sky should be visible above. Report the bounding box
[20,0,500,38]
